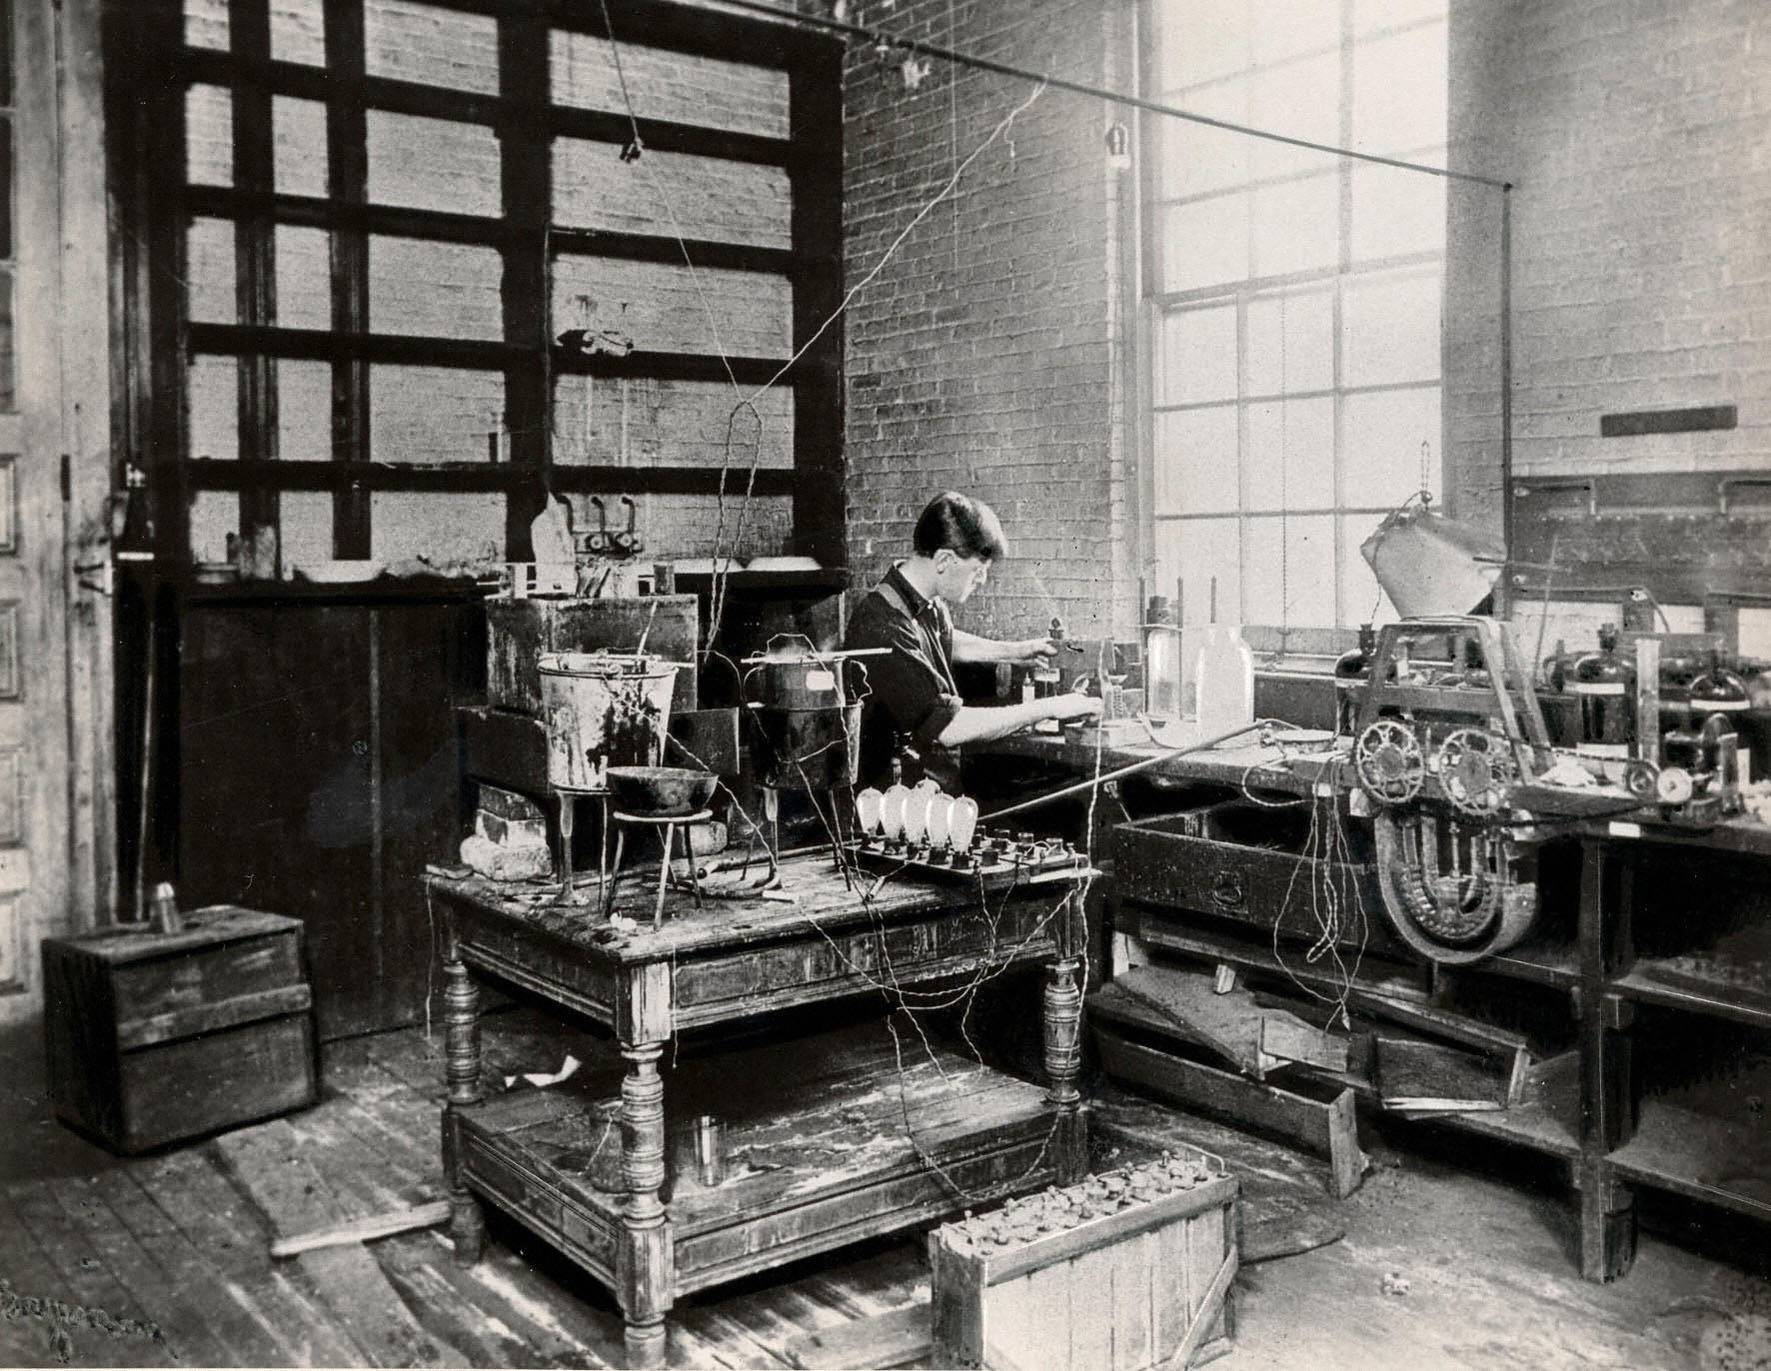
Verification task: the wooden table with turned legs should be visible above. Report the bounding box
[429,854,1090,1367]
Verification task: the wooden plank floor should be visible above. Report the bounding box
[0,1007,1765,1368]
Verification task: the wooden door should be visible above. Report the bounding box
[0,0,113,1019]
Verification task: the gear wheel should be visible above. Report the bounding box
[1435,727,1516,819]
[1355,719,1425,806]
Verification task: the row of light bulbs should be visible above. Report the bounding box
[854,779,980,851]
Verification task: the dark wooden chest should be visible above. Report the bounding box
[42,907,317,1153]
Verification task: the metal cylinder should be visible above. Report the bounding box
[694,1115,724,1187]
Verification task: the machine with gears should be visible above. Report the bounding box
[1346,616,1550,965]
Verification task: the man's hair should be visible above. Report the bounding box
[913,491,1009,563]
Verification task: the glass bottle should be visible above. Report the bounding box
[1688,649,1751,718]
[1570,623,1634,758]
[1144,595,1184,721]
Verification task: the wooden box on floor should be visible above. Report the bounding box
[42,907,318,1153]
[929,1146,1239,1370]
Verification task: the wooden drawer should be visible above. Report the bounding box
[42,907,318,1153]
[1114,802,1390,953]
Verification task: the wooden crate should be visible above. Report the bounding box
[42,907,317,1153]
[929,1147,1239,1371]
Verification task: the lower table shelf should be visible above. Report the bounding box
[454,1019,1066,1299]
[1608,1097,1771,1224]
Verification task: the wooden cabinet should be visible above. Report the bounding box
[42,908,316,1152]
[171,582,484,1040]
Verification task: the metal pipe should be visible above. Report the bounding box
[981,720,1271,821]
[692,0,1512,191]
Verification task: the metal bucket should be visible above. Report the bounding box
[1360,501,1504,618]
[748,703,863,790]
[538,653,678,792]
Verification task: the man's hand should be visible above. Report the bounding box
[1009,637,1059,666]
[1047,691,1103,722]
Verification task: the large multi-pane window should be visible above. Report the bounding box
[1144,0,1448,630]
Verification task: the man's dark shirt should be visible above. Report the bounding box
[845,562,964,791]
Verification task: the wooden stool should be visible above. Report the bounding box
[604,808,712,929]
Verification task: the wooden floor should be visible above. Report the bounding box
[0,1009,1766,1369]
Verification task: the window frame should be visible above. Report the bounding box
[1138,0,1450,632]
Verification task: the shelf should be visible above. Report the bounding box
[1609,1097,1771,1223]
[455,1018,1062,1296]
[1614,922,1771,1030]
[1419,1092,1583,1161]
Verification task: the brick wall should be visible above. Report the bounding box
[1447,0,1771,531]
[841,0,1130,639]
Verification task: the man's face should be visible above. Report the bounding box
[935,550,989,604]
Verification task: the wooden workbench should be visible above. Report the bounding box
[426,854,1091,1366]
[988,727,1771,1279]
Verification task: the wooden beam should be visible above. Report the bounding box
[268,1201,453,1258]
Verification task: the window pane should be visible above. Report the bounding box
[1341,513,1397,626]
[187,355,238,459]
[1246,287,1333,395]
[184,0,228,52]
[270,0,325,66]
[277,359,331,461]
[1250,173,1338,277]
[370,364,505,463]
[1342,269,1440,387]
[1247,397,1334,510]
[1156,84,1249,198]
[186,217,236,324]
[187,85,233,187]
[1161,195,1250,293]
[273,96,327,199]
[369,238,502,340]
[1355,0,1447,35]
[551,32,790,140]
[550,257,791,358]
[567,493,794,562]
[1245,515,1336,628]
[189,490,237,565]
[275,225,330,331]
[1253,0,1341,65]
[1342,385,1442,507]
[553,140,791,249]
[372,491,505,565]
[1248,53,1340,180]
[1351,162,1446,262]
[280,491,332,569]
[552,377,793,469]
[1158,304,1237,405]
[1352,23,1447,155]
[1156,517,1241,628]
[368,112,501,218]
[1155,405,1238,515]
[365,0,498,95]
[1155,0,1249,93]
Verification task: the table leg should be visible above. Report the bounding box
[617,1041,672,1367]
[442,956,486,1264]
[1043,888,1088,1183]
[652,824,673,930]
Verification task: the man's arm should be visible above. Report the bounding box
[951,627,1056,667]
[935,692,1100,746]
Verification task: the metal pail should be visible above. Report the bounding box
[538,653,678,792]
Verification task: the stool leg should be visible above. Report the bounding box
[652,824,673,930]
[684,821,701,908]
[605,826,627,918]
[597,795,609,909]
